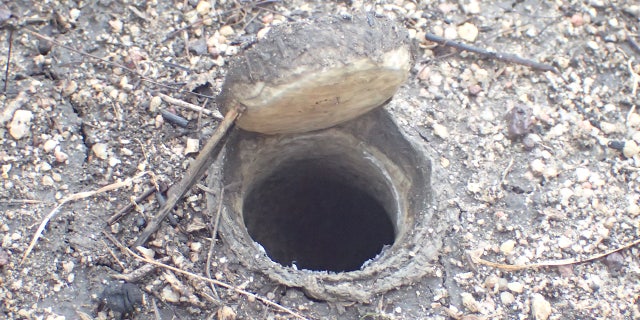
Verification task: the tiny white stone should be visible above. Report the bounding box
[531,293,552,320]
[458,22,479,42]
[92,143,109,160]
[433,123,449,139]
[507,281,524,293]
[575,167,591,182]
[500,240,516,255]
[43,139,58,153]
[8,110,34,140]
[557,236,572,249]
[185,138,200,155]
[623,140,639,158]
[530,159,545,175]
[500,291,515,305]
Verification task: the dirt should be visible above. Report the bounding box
[1,0,640,319]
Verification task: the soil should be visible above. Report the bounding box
[1,0,640,320]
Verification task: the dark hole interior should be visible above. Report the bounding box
[243,159,396,272]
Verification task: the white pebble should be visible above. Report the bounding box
[8,110,33,140]
[530,159,545,175]
[458,22,479,42]
[557,236,572,249]
[185,138,200,155]
[507,281,524,293]
[92,143,109,160]
[500,240,516,255]
[575,167,591,182]
[433,123,449,139]
[531,293,552,320]
[623,140,639,158]
[500,291,515,305]
[43,140,58,153]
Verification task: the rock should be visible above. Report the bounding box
[185,138,200,155]
[531,293,552,320]
[500,240,516,255]
[8,109,33,140]
[623,140,639,158]
[530,159,545,175]
[461,292,479,312]
[217,306,236,320]
[557,236,572,249]
[575,167,590,182]
[458,22,479,42]
[433,123,449,139]
[462,0,481,14]
[92,143,109,160]
[161,285,180,303]
[500,291,515,305]
[507,281,524,293]
[43,139,58,153]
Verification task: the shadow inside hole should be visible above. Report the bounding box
[243,159,396,272]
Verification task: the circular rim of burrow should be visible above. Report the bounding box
[207,108,440,302]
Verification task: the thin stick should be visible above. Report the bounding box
[206,187,224,298]
[424,33,559,74]
[3,29,13,93]
[134,106,244,247]
[108,184,160,225]
[469,237,640,271]
[21,171,151,264]
[106,233,308,319]
[156,92,223,119]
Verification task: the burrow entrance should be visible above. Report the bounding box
[243,155,396,272]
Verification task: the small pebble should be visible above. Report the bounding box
[557,236,572,249]
[457,22,479,42]
[217,306,236,320]
[0,248,9,266]
[575,167,591,182]
[530,159,545,175]
[8,109,33,140]
[603,252,624,273]
[92,143,109,160]
[505,105,533,140]
[460,292,479,312]
[531,293,552,320]
[161,286,180,303]
[432,123,449,139]
[500,291,515,305]
[623,140,639,158]
[462,0,481,14]
[500,240,516,255]
[507,281,524,293]
[43,139,58,152]
[196,0,211,15]
[185,138,200,155]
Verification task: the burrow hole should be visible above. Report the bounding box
[243,156,397,272]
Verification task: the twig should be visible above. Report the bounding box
[424,33,559,74]
[111,256,170,283]
[105,232,308,319]
[20,171,151,264]
[156,92,223,119]
[206,187,224,298]
[134,106,244,247]
[108,184,163,225]
[0,199,46,204]
[469,237,640,271]
[102,240,127,271]
[3,28,13,93]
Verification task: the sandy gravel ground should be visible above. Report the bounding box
[1,0,640,319]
